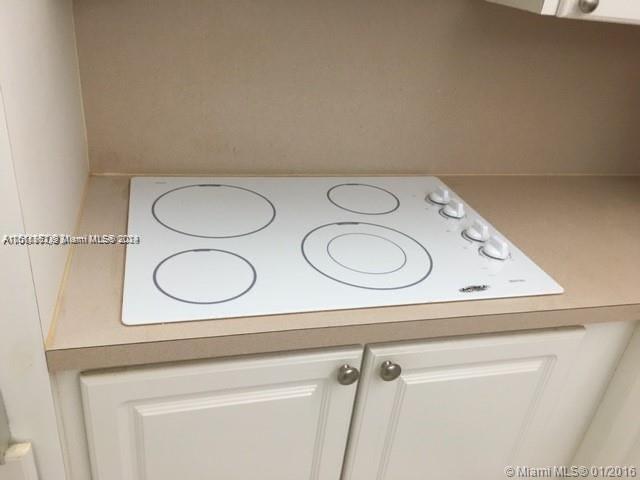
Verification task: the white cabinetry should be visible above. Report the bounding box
[574,323,640,468]
[81,347,362,480]
[342,329,585,480]
[76,325,632,480]
[556,0,640,24]
[487,0,640,26]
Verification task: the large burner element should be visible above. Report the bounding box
[327,183,400,215]
[152,184,275,238]
[301,222,432,290]
[153,249,256,304]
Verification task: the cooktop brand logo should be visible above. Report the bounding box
[459,285,490,293]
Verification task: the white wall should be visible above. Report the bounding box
[0,1,88,478]
[0,0,89,336]
[0,89,66,480]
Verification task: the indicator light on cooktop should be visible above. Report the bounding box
[482,235,510,260]
[427,186,450,205]
[464,219,490,242]
[442,199,466,219]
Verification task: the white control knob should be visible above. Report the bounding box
[442,199,465,219]
[482,235,510,260]
[464,219,489,242]
[427,187,450,205]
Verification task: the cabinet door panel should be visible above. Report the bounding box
[557,0,640,24]
[342,329,584,480]
[81,347,362,480]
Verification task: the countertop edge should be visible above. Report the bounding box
[46,303,640,372]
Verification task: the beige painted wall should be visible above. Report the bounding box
[0,0,89,335]
[75,0,640,175]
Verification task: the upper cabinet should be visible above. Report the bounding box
[487,0,640,25]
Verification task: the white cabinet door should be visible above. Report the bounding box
[81,347,362,480]
[487,0,640,25]
[342,329,585,480]
[485,0,561,15]
[557,0,640,25]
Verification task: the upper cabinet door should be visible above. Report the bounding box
[81,347,363,480]
[342,329,585,480]
[487,0,640,25]
[486,0,562,15]
[557,0,640,25]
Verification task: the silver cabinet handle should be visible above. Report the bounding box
[380,361,402,381]
[578,0,599,13]
[337,364,360,385]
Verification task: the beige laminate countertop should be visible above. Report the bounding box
[46,175,640,372]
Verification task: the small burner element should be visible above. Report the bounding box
[153,249,256,304]
[152,184,275,238]
[327,183,400,215]
[301,222,432,290]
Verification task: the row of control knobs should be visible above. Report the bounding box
[427,187,510,260]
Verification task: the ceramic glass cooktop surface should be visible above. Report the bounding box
[122,177,562,325]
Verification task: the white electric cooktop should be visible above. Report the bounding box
[122,177,562,325]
